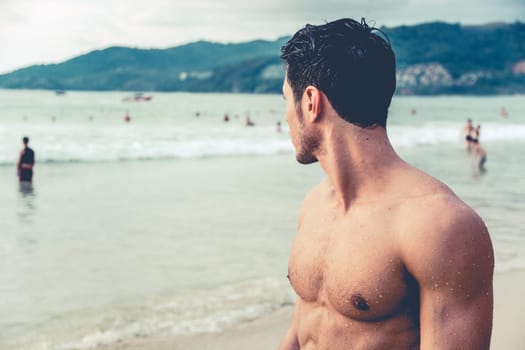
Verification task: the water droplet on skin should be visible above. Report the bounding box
[378,294,383,298]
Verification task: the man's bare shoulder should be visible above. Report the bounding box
[397,174,482,236]
[394,173,493,287]
[384,165,492,264]
[396,171,487,245]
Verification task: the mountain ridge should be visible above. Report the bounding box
[1,22,524,95]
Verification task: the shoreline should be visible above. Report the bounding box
[96,306,293,350]
[96,269,525,350]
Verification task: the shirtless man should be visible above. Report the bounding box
[279,18,494,350]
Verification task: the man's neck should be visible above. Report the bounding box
[315,119,403,212]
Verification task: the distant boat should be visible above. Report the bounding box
[122,92,153,102]
[55,90,66,96]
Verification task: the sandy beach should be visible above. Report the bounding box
[491,271,525,349]
[95,270,525,350]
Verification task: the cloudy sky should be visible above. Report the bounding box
[1,0,524,73]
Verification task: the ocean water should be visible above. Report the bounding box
[0,90,524,349]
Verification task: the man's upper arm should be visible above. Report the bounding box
[402,201,494,349]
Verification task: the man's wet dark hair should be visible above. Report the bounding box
[23,136,29,144]
[281,18,396,128]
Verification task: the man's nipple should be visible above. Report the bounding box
[350,294,369,311]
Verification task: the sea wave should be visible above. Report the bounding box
[0,138,294,165]
[389,122,525,147]
[1,122,525,165]
[28,278,294,350]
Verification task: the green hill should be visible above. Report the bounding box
[0,22,524,95]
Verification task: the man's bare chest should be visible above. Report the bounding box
[288,211,413,322]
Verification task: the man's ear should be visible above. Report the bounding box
[302,86,322,123]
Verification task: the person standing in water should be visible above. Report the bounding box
[279,18,493,350]
[17,136,35,183]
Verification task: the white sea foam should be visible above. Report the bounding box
[0,123,295,165]
[389,122,525,148]
[2,122,525,165]
[29,278,295,350]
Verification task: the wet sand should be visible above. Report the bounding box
[491,270,525,349]
[97,270,525,350]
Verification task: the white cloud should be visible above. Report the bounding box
[0,0,523,73]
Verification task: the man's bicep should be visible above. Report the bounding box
[419,282,493,349]
[402,204,494,348]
